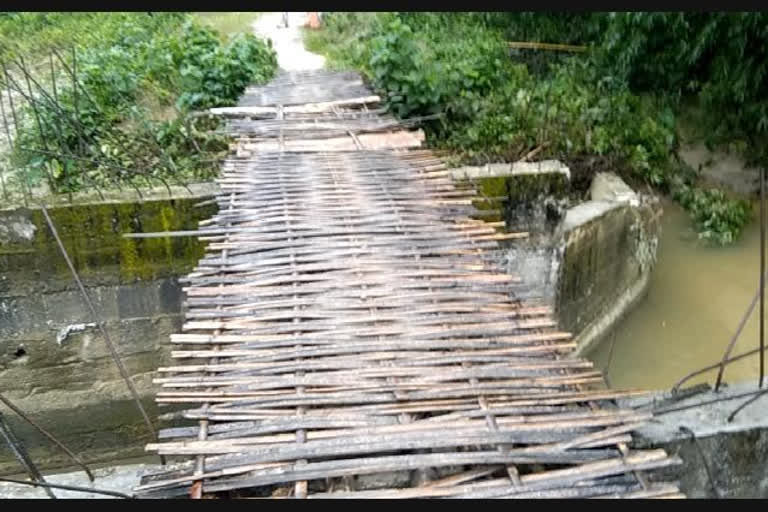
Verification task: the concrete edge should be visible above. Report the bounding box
[569,269,652,358]
[450,160,570,182]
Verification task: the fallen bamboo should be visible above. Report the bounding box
[507,41,588,52]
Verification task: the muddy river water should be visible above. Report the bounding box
[589,197,764,390]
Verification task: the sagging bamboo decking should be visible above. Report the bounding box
[133,70,683,499]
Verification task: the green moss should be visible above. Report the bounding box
[475,174,570,203]
[160,204,176,265]
[476,177,509,198]
[0,197,217,291]
[470,174,570,225]
[119,236,150,281]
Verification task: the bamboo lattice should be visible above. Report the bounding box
[134,70,683,499]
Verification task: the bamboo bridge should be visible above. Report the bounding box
[131,69,684,499]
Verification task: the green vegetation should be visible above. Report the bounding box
[192,12,261,39]
[0,12,146,59]
[304,12,765,244]
[0,12,277,195]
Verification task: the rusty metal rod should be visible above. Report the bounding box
[0,61,30,206]
[727,387,768,423]
[712,266,768,391]
[39,204,165,466]
[652,387,768,416]
[5,51,150,198]
[677,426,720,499]
[72,45,83,156]
[0,476,133,499]
[0,63,132,197]
[0,412,56,498]
[0,392,94,481]
[761,165,766,388]
[2,62,32,204]
[675,343,768,393]
[17,54,56,192]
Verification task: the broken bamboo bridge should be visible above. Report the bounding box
[131,69,684,499]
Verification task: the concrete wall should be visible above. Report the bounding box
[556,192,662,356]
[467,167,571,305]
[0,194,215,474]
[468,168,662,355]
[619,381,768,498]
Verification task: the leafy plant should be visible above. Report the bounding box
[672,183,752,245]
[4,13,277,193]
[308,11,763,244]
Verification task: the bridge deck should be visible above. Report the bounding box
[134,70,683,499]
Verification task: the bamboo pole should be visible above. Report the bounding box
[507,41,587,52]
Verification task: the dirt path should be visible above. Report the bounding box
[251,12,325,71]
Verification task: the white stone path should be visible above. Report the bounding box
[252,12,325,71]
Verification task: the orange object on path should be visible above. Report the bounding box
[307,12,321,29]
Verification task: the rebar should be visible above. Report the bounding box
[675,344,768,393]
[761,165,766,388]
[710,267,768,392]
[677,427,720,499]
[0,59,120,197]
[0,476,133,499]
[651,387,768,416]
[17,54,56,192]
[726,387,768,423]
[0,392,94,481]
[0,412,56,499]
[39,204,164,465]
[1,60,31,205]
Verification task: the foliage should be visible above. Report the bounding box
[302,12,393,72]
[368,15,507,118]
[169,22,277,110]
[503,12,606,46]
[192,12,262,39]
[0,13,187,61]
[309,11,765,244]
[2,13,277,193]
[512,13,768,162]
[672,183,752,245]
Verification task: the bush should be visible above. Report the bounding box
[672,183,752,245]
[169,22,277,110]
[5,13,277,193]
[308,12,760,244]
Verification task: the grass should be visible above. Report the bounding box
[301,20,372,71]
[192,12,261,39]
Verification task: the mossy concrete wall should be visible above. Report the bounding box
[0,195,216,474]
[556,197,662,355]
[459,169,661,354]
[469,172,571,304]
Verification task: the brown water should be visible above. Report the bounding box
[589,197,764,390]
